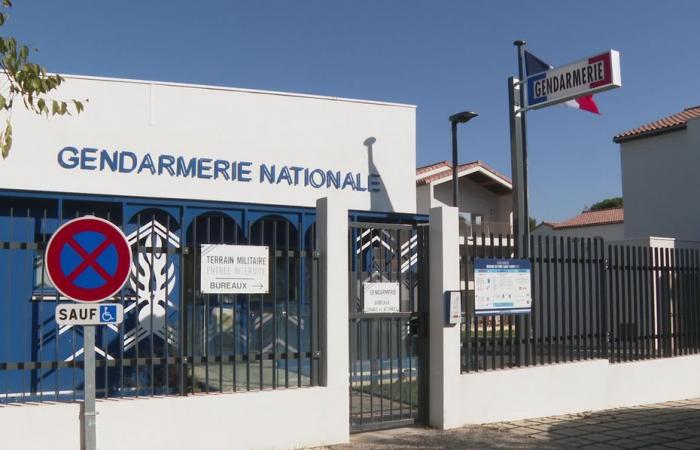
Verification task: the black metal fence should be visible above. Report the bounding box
[461,233,700,372]
[0,196,321,404]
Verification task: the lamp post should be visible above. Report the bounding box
[449,111,478,209]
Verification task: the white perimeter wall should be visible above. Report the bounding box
[448,355,700,426]
[0,402,81,450]
[7,355,700,448]
[97,388,346,450]
[0,388,347,450]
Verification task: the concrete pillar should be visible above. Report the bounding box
[315,197,349,430]
[428,205,461,429]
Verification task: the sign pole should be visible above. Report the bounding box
[507,43,621,366]
[83,325,97,450]
[512,39,530,259]
[508,76,525,254]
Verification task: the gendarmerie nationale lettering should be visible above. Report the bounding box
[56,146,383,193]
[533,61,605,98]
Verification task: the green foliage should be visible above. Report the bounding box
[529,216,537,231]
[0,0,86,158]
[587,197,623,212]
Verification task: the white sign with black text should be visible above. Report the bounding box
[363,282,400,313]
[526,50,621,110]
[55,303,124,326]
[201,244,269,294]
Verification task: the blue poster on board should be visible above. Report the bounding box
[474,258,532,315]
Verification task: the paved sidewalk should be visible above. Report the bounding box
[321,398,700,449]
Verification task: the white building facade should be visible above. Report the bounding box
[615,106,700,241]
[416,160,512,236]
[0,75,417,213]
[0,75,420,450]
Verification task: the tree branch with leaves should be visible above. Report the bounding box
[0,0,86,158]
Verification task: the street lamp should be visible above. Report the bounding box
[449,111,478,208]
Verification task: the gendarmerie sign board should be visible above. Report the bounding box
[362,282,400,313]
[200,244,269,294]
[526,50,621,110]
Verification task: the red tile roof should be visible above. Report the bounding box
[415,160,512,187]
[614,106,700,143]
[416,160,450,175]
[547,208,624,230]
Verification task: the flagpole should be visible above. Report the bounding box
[513,39,530,258]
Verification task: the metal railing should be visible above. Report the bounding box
[0,199,321,404]
[460,234,700,372]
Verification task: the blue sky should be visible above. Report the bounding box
[5,1,698,221]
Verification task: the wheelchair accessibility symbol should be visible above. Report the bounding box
[100,305,118,323]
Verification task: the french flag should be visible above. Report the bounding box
[524,50,600,114]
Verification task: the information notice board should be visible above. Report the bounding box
[474,258,531,315]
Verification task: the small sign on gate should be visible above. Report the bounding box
[362,282,400,313]
[200,244,269,294]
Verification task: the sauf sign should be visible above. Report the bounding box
[526,50,621,109]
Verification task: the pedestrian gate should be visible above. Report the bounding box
[348,222,429,432]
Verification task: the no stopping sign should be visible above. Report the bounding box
[45,216,132,303]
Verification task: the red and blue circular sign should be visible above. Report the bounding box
[46,216,132,303]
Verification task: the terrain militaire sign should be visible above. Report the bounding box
[526,50,621,110]
[200,244,270,294]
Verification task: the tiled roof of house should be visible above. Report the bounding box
[548,207,624,230]
[415,160,512,187]
[614,106,700,143]
[416,160,450,176]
